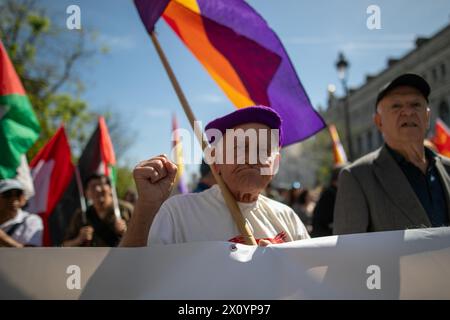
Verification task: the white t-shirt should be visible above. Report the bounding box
[0,210,43,246]
[148,185,310,245]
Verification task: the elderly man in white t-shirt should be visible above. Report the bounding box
[0,179,43,247]
[120,106,309,247]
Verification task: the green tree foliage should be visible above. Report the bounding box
[0,0,99,158]
[1,0,137,194]
[116,166,136,199]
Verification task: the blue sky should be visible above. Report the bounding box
[42,0,450,180]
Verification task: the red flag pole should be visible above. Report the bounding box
[150,31,256,245]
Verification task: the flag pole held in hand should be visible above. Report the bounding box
[150,31,256,245]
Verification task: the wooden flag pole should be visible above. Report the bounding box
[150,31,257,245]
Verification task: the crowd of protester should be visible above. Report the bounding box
[1,74,449,248]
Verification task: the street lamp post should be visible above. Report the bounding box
[335,52,354,161]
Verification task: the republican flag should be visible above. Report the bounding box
[134,0,326,146]
[0,40,40,179]
[28,126,74,246]
[328,124,348,166]
[432,118,450,158]
[172,114,188,194]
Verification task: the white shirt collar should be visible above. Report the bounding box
[208,184,259,212]
[0,209,27,229]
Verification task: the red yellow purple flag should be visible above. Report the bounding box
[432,118,450,158]
[134,0,326,146]
[328,124,348,166]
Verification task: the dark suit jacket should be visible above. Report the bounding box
[311,185,337,237]
[333,145,450,235]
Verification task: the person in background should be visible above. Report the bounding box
[277,185,291,205]
[62,174,133,247]
[311,165,344,237]
[0,179,43,247]
[292,189,315,233]
[288,181,302,208]
[193,159,216,193]
[124,189,137,207]
[334,73,450,234]
[263,182,283,202]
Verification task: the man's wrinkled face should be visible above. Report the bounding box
[213,123,280,197]
[86,177,113,209]
[374,86,430,146]
[0,189,26,215]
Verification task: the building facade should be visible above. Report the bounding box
[325,23,450,160]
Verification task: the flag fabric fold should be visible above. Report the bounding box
[78,117,117,182]
[0,41,41,179]
[48,117,119,245]
[77,116,120,218]
[134,0,170,32]
[432,118,450,158]
[328,124,348,165]
[28,126,74,246]
[134,0,326,146]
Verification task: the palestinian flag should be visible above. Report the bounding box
[77,116,120,219]
[48,116,119,244]
[0,41,40,178]
[28,126,74,246]
[48,116,120,244]
[78,116,117,186]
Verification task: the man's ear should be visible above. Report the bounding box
[426,106,431,130]
[373,111,382,131]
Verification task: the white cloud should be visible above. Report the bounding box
[144,108,171,118]
[340,41,414,52]
[100,34,136,50]
[286,34,416,51]
[194,93,226,104]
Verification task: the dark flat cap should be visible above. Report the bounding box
[205,105,283,145]
[376,73,430,107]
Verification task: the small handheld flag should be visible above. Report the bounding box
[328,124,348,165]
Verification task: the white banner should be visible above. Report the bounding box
[1,227,450,299]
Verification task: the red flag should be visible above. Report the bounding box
[98,116,116,177]
[47,117,118,245]
[78,116,116,180]
[28,126,74,246]
[432,118,450,158]
[77,116,120,219]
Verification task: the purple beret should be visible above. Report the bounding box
[205,105,283,146]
